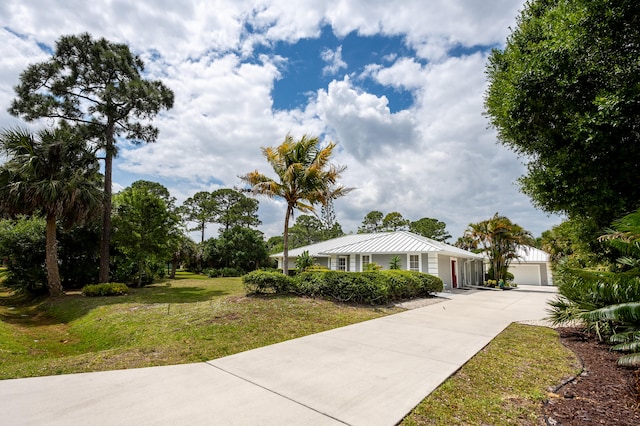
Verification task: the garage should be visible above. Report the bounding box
[509,263,542,286]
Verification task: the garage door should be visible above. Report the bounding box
[509,264,540,285]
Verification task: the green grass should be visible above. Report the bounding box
[401,323,580,425]
[0,272,399,379]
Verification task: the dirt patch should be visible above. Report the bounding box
[543,327,640,425]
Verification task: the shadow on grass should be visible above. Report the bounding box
[0,279,235,326]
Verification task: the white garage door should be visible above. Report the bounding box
[509,264,541,285]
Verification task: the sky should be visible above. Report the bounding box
[0,0,564,242]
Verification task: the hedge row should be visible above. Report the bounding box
[82,283,129,297]
[242,270,443,305]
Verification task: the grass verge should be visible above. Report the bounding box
[0,272,399,379]
[401,323,580,425]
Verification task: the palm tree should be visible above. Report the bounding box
[465,213,534,284]
[241,134,351,275]
[0,126,102,296]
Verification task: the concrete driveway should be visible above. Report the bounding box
[0,285,557,425]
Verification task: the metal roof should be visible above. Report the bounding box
[272,231,483,259]
[512,245,550,263]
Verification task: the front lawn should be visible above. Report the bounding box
[0,272,399,379]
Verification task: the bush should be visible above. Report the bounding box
[292,270,443,305]
[0,217,47,294]
[243,270,292,294]
[203,268,220,277]
[82,283,129,297]
[220,267,243,277]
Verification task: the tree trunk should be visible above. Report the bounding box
[170,259,178,279]
[99,123,115,283]
[282,204,293,276]
[45,214,64,297]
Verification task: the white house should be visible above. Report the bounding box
[507,245,553,286]
[272,231,485,290]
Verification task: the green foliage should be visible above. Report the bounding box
[295,250,314,272]
[485,0,640,226]
[9,32,175,283]
[409,217,451,242]
[82,283,129,297]
[178,191,217,243]
[241,134,352,275]
[292,270,442,305]
[288,215,324,248]
[212,188,261,232]
[540,217,606,267]
[389,255,402,270]
[0,217,47,294]
[0,125,102,295]
[358,210,384,233]
[464,213,533,283]
[213,227,269,272]
[364,262,382,271]
[242,270,292,294]
[0,218,101,294]
[382,212,409,232]
[111,181,180,286]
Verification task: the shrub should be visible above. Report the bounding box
[243,270,292,294]
[292,270,442,305]
[220,267,244,277]
[295,250,314,272]
[202,268,220,277]
[82,283,129,297]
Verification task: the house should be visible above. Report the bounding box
[507,245,553,286]
[272,230,485,290]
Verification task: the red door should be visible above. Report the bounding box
[451,260,457,289]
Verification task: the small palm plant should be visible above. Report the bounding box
[295,250,314,272]
[389,255,402,270]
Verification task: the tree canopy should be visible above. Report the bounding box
[485,0,640,227]
[9,32,174,282]
[409,217,451,241]
[241,134,351,275]
[464,213,534,283]
[0,126,102,296]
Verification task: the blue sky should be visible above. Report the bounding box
[0,0,562,241]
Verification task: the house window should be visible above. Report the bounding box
[362,255,370,271]
[338,256,347,271]
[409,254,420,271]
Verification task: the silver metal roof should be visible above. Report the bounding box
[512,245,550,263]
[272,231,483,259]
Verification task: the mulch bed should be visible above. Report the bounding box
[542,327,640,425]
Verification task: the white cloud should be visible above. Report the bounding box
[0,0,563,243]
[320,45,348,76]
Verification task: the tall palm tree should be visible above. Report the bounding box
[0,126,102,296]
[465,213,534,283]
[241,134,351,275]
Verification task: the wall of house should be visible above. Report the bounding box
[437,255,452,288]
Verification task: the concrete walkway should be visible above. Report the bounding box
[0,285,558,426]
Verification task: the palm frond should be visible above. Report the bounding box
[581,302,640,323]
[616,352,640,367]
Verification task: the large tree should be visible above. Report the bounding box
[9,33,174,282]
[288,214,324,248]
[409,217,451,242]
[485,0,640,227]
[241,134,351,275]
[111,181,180,286]
[211,188,260,232]
[358,210,384,233]
[464,213,534,284]
[0,126,102,296]
[382,212,410,232]
[179,191,217,243]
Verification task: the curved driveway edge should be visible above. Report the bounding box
[0,285,557,425]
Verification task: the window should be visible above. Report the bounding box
[409,254,420,271]
[338,256,347,271]
[362,255,370,271]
